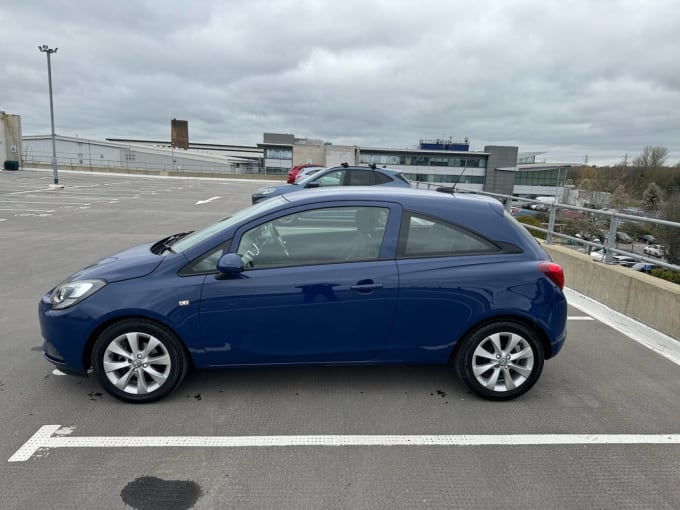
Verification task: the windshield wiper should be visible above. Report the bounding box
[152,231,193,255]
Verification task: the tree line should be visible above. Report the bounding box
[566,146,679,266]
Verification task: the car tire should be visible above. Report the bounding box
[455,321,544,401]
[91,319,188,403]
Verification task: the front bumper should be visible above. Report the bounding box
[38,293,94,374]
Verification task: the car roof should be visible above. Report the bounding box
[281,186,503,211]
[321,164,404,176]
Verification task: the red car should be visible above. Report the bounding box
[287,163,323,184]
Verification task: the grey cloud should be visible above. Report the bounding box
[2,0,679,165]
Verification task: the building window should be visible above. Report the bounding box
[402,173,484,184]
[265,148,292,159]
[515,168,566,187]
[359,152,486,168]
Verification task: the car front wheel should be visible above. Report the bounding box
[455,321,544,400]
[91,319,188,403]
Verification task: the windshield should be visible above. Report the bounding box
[296,168,329,186]
[171,196,287,252]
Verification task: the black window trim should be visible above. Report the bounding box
[178,239,233,276]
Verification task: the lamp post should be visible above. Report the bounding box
[38,44,60,185]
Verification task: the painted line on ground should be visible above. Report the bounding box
[565,287,680,366]
[9,425,680,462]
[567,316,594,321]
[0,207,56,213]
[196,196,221,205]
[0,200,92,206]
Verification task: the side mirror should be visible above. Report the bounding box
[305,182,320,188]
[216,253,244,275]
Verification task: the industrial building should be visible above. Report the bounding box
[260,133,572,199]
[15,114,571,199]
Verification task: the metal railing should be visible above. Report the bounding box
[415,182,680,273]
[21,150,263,175]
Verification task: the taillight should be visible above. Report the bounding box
[538,261,564,290]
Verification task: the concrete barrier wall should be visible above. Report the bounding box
[543,243,680,340]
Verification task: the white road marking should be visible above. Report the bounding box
[9,425,680,462]
[0,208,56,213]
[7,188,61,195]
[0,200,92,205]
[565,287,680,366]
[196,196,221,205]
[567,316,594,320]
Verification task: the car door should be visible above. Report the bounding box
[391,212,511,362]
[198,203,400,366]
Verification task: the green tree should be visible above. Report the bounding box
[659,191,680,264]
[642,182,663,211]
[610,185,630,208]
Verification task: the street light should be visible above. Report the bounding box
[38,44,60,186]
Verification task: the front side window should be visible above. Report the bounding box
[236,206,390,269]
[312,169,345,187]
[398,213,498,258]
[172,197,287,253]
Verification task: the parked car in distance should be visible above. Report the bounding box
[252,164,411,204]
[574,232,602,242]
[590,250,637,267]
[643,244,666,258]
[638,234,657,245]
[39,187,567,403]
[510,207,540,217]
[287,163,324,184]
[599,231,634,245]
[631,262,656,273]
[293,165,325,183]
[615,231,634,244]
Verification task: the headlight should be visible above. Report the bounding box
[50,279,106,310]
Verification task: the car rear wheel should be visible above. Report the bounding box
[455,321,544,400]
[91,319,188,403]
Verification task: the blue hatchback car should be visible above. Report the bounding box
[39,187,567,403]
[252,164,411,204]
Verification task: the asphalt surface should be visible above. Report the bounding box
[1,168,679,510]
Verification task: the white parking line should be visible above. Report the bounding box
[196,196,221,205]
[9,425,680,462]
[0,200,91,206]
[567,316,594,320]
[0,208,56,213]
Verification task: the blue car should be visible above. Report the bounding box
[39,187,567,403]
[252,164,411,204]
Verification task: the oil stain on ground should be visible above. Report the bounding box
[121,476,202,510]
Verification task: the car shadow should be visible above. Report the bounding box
[179,364,469,399]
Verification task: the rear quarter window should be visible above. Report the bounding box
[397,213,500,258]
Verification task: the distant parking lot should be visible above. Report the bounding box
[1,168,679,510]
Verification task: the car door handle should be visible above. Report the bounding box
[350,282,384,293]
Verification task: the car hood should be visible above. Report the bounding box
[67,242,163,283]
[254,183,301,195]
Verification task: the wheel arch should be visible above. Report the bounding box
[82,315,194,372]
[448,314,552,364]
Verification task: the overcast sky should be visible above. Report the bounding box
[2,0,678,165]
